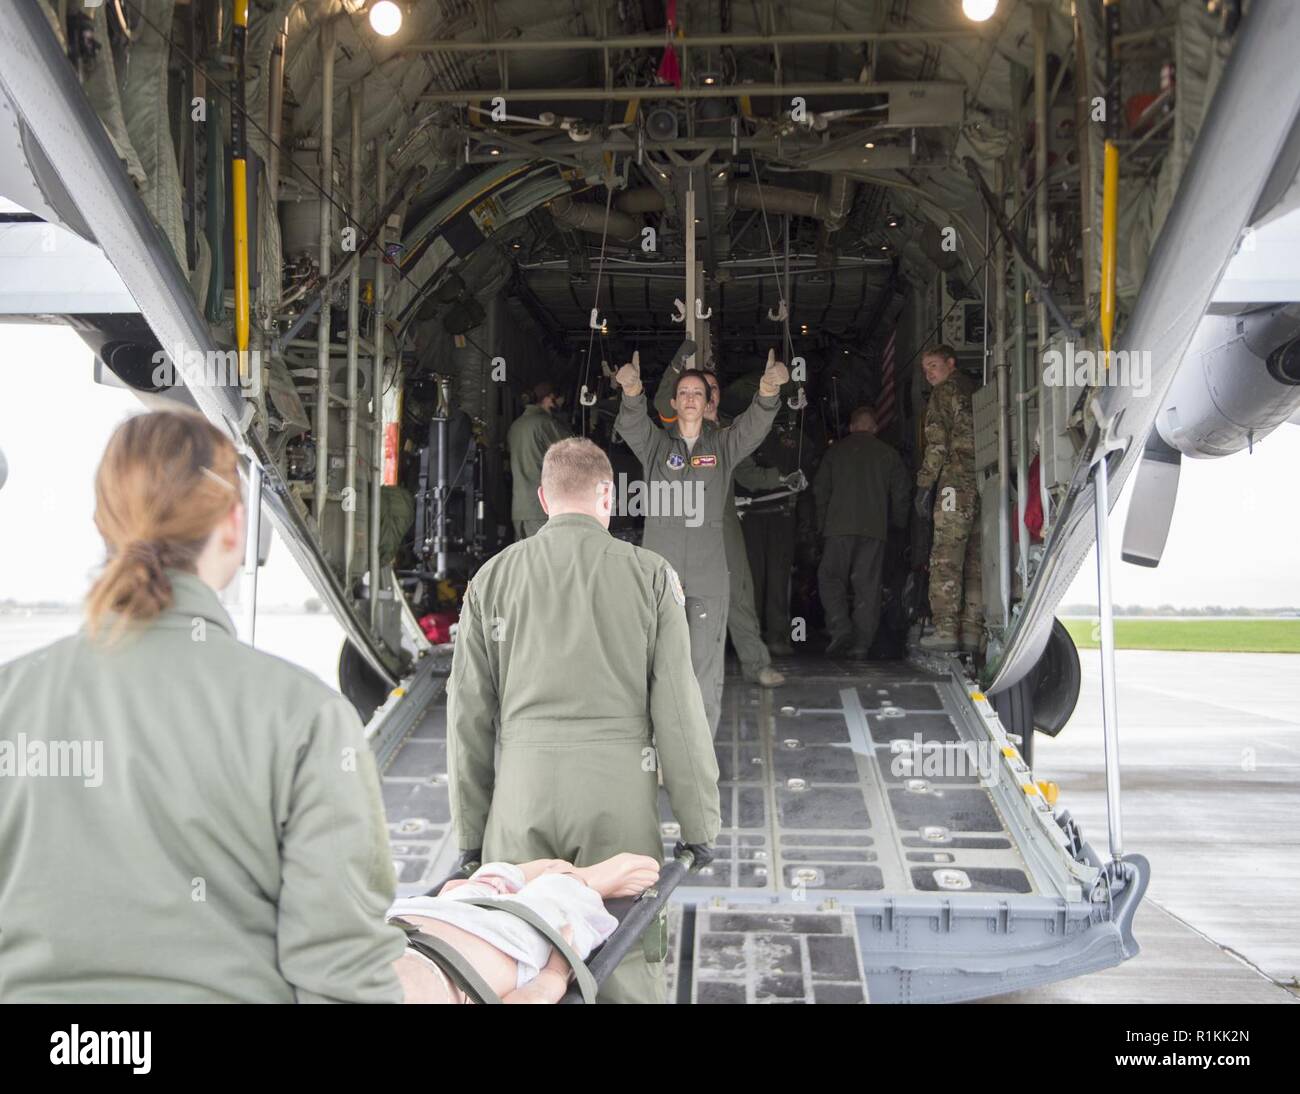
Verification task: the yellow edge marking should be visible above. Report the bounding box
[970,691,985,702]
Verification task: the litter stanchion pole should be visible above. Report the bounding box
[559,851,694,1004]
[1092,447,1123,861]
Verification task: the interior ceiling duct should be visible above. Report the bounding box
[547,193,642,243]
[615,188,668,214]
[730,181,827,220]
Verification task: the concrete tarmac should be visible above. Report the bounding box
[990,650,1299,1003]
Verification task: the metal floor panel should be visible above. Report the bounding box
[375,654,1133,1001]
[666,661,1039,900]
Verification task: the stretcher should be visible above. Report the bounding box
[392,851,695,1005]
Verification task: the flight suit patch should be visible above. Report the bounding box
[690,455,717,468]
[666,453,686,471]
[665,565,685,606]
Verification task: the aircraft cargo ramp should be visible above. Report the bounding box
[370,654,1144,1004]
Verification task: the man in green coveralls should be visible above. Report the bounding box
[506,380,571,539]
[447,436,720,1004]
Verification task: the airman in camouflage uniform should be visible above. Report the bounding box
[915,345,982,652]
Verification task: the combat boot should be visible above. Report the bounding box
[918,629,958,653]
[825,633,853,657]
[958,627,982,654]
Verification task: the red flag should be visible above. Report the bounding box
[658,0,681,88]
[874,330,897,429]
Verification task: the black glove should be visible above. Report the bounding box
[457,848,482,872]
[915,487,934,519]
[673,840,715,870]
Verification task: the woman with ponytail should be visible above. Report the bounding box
[0,411,405,1002]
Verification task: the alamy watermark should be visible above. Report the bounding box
[1043,343,1151,398]
[0,734,103,788]
[889,734,997,780]
[150,343,262,398]
[611,474,704,528]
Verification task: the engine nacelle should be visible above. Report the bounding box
[1155,305,1300,459]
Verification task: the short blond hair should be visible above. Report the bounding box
[540,437,613,502]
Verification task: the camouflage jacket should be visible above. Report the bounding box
[916,372,977,493]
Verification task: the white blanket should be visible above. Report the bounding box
[389,863,618,989]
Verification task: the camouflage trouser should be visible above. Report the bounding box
[928,491,982,637]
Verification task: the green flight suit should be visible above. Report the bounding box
[507,403,572,538]
[652,378,779,680]
[727,455,784,678]
[917,372,982,638]
[618,387,779,733]
[741,425,802,648]
[0,572,404,1003]
[446,513,720,1004]
[813,432,912,652]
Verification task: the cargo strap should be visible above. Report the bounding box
[457,896,600,1004]
[389,916,502,1005]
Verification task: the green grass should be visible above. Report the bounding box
[1061,617,1300,654]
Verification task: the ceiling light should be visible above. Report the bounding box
[369,1,403,36]
[961,0,998,23]
[888,217,898,227]
[864,141,875,149]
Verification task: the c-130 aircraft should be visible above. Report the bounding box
[1,0,1297,1003]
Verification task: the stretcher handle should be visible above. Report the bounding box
[558,850,694,1005]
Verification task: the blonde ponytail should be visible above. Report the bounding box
[86,411,240,639]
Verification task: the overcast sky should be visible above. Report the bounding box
[0,325,318,609]
[2,324,1299,611]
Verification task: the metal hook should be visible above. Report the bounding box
[671,297,687,324]
[579,384,598,407]
[589,308,605,331]
[695,298,712,320]
[1088,397,1128,466]
[767,299,788,323]
[787,385,808,411]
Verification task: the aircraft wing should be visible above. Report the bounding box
[987,0,1300,692]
